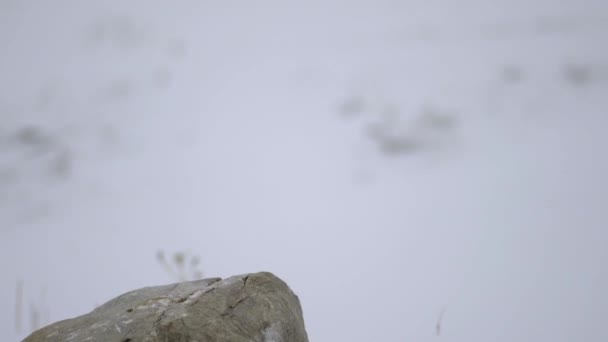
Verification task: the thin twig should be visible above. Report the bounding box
[15,279,23,333]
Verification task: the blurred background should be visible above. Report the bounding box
[1,0,608,341]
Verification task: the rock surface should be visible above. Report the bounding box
[23,272,308,342]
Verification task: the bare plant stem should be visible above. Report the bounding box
[15,279,23,333]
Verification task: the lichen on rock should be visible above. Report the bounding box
[23,272,308,342]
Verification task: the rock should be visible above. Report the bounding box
[23,272,309,342]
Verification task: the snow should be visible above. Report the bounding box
[1,1,607,341]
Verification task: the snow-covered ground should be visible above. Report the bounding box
[1,1,607,341]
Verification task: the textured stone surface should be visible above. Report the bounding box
[23,272,308,342]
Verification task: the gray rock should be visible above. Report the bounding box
[23,272,309,342]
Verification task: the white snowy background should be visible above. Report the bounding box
[1,0,608,341]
